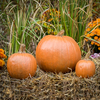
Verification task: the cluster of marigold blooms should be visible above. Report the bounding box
[0,49,7,68]
[84,18,100,50]
[41,9,61,35]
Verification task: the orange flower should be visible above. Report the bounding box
[98,47,100,50]
[92,30,96,33]
[96,28,100,36]
[98,23,100,26]
[85,32,87,35]
[0,59,5,67]
[0,52,7,59]
[84,18,100,48]
[84,38,88,42]
[90,33,94,36]
[88,21,92,26]
[93,23,97,27]
[97,33,100,36]
[96,43,100,46]
[86,34,90,37]
[94,36,98,40]
[86,28,91,32]
[94,42,100,46]
[94,42,98,45]
[95,28,100,32]
[0,49,4,53]
[98,38,100,41]
[48,18,53,22]
[96,18,100,22]
[93,21,97,24]
[91,41,94,45]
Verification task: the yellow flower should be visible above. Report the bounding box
[54,31,57,35]
[43,22,47,27]
[0,59,5,67]
[47,29,52,34]
[37,21,42,24]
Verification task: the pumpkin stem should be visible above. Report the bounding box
[85,44,90,59]
[19,44,26,53]
[56,30,64,36]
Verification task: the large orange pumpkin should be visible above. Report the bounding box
[75,59,95,78]
[7,44,37,79]
[36,30,81,73]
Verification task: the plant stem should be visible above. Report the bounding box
[19,44,26,53]
[56,30,64,36]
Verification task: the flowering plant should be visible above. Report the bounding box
[0,49,7,68]
[84,18,100,51]
[41,9,62,35]
[90,53,100,58]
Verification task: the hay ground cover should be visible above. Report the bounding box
[0,60,100,100]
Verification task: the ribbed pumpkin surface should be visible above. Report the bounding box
[75,59,95,78]
[36,35,81,73]
[7,53,37,79]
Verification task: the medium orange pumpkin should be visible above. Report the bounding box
[7,44,37,79]
[36,30,81,73]
[75,59,95,78]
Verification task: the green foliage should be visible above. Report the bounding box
[1,0,100,56]
[59,0,91,44]
[4,0,44,55]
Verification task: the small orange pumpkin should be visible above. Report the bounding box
[75,60,95,78]
[36,30,81,73]
[75,50,95,78]
[7,44,37,79]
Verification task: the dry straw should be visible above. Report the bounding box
[0,64,100,99]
